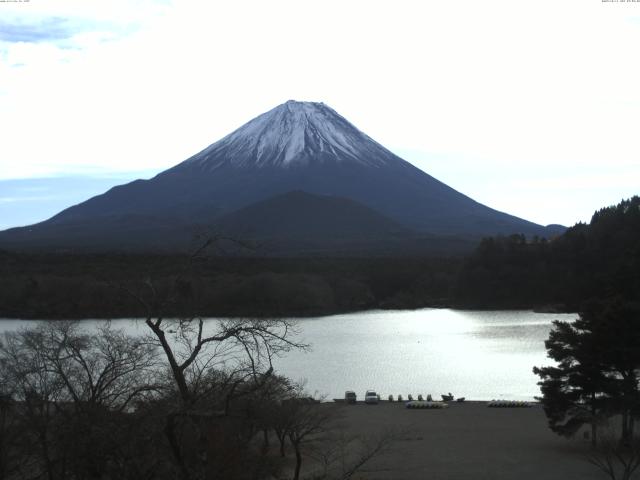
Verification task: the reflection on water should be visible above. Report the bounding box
[0,309,576,401]
[270,309,576,401]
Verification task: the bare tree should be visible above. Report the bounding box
[119,238,308,480]
[36,321,161,411]
[134,312,307,479]
[122,239,306,407]
[284,399,333,480]
[0,321,161,480]
[0,391,21,480]
[1,326,69,480]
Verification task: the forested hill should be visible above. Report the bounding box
[453,196,640,310]
[0,254,460,319]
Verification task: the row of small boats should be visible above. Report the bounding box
[405,401,449,409]
[405,399,532,409]
[487,400,532,408]
[389,393,464,402]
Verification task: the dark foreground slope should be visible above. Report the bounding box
[213,191,478,256]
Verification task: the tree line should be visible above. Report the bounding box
[455,196,640,310]
[0,254,459,319]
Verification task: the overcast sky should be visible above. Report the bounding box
[1,0,639,230]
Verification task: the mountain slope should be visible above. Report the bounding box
[213,190,427,255]
[0,100,560,253]
[216,190,409,239]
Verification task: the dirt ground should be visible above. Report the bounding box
[307,401,605,480]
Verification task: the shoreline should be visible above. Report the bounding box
[330,399,541,404]
[0,303,576,322]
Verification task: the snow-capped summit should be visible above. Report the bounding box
[178,100,398,170]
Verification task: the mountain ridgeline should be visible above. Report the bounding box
[0,101,560,254]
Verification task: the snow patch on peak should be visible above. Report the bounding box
[181,100,402,171]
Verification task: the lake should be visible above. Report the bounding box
[0,309,575,401]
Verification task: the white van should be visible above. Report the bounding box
[364,390,378,404]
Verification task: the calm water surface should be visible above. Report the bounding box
[0,309,576,401]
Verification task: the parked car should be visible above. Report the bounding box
[345,391,357,404]
[364,390,379,404]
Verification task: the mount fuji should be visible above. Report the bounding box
[0,100,561,253]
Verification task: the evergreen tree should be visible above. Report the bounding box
[535,300,640,445]
[533,315,611,446]
[585,301,640,444]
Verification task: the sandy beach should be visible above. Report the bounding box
[307,401,604,480]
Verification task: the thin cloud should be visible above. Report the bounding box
[0,195,56,203]
[0,17,75,43]
[0,15,135,49]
